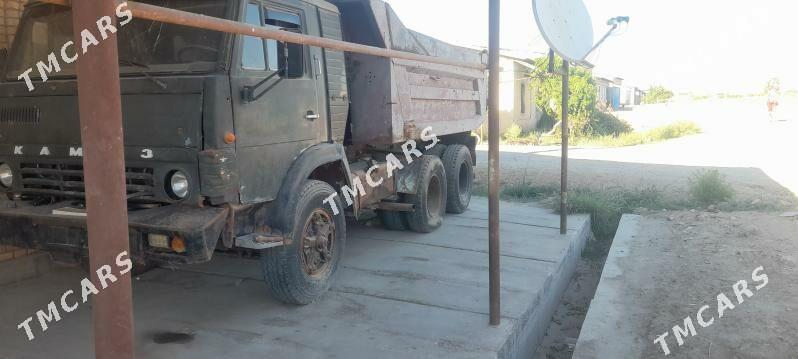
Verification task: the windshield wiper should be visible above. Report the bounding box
[118,59,168,90]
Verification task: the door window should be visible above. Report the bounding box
[242,3,266,70]
[265,9,304,78]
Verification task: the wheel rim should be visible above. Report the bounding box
[300,209,336,277]
[458,162,472,203]
[426,174,443,218]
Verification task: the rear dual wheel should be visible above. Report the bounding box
[380,146,474,232]
[441,145,474,214]
[378,195,409,231]
[404,156,447,233]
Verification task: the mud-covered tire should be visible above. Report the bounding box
[425,144,447,158]
[261,180,346,305]
[441,144,474,214]
[378,207,408,231]
[404,156,447,233]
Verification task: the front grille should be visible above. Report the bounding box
[0,107,41,125]
[20,161,156,200]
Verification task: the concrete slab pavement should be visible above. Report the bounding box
[0,198,591,359]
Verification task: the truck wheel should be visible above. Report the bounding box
[261,180,346,305]
[404,156,447,233]
[442,145,473,214]
[426,144,447,158]
[379,210,407,230]
[378,196,409,231]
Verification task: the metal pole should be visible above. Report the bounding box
[71,1,135,358]
[488,0,501,327]
[583,24,618,59]
[41,0,486,71]
[560,61,569,235]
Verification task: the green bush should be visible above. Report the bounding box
[588,111,633,136]
[689,169,734,206]
[643,86,674,104]
[536,111,557,132]
[578,121,700,147]
[502,183,559,201]
[496,183,671,240]
[502,124,522,142]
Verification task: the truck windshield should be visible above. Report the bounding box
[5,0,228,80]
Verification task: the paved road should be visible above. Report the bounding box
[475,97,798,207]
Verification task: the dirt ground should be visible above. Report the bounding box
[534,211,798,359]
[631,211,798,358]
[532,254,604,359]
[475,97,798,210]
[476,99,798,358]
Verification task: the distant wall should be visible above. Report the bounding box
[0,0,25,49]
[476,58,539,139]
[492,57,538,134]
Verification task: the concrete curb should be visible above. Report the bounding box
[500,215,593,359]
[572,214,643,359]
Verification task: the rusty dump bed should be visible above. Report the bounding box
[329,0,487,145]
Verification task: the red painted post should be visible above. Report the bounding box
[71,0,135,357]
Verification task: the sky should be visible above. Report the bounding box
[385,0,797,94]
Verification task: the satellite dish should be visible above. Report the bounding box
[533,0,594,63]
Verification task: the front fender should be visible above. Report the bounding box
[271,143,352,235]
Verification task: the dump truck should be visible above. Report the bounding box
[0,0,486,304]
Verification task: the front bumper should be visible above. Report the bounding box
[0,200,228,265]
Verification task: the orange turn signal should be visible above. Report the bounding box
[224,132,236,144]
[171,236,187,253]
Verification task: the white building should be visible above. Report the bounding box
[478,55,539,137]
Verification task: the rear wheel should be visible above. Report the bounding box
[261,180,345,305]
[378,196,408,231]
[442,145,474,214]
[425,144,447,158]
[404,156,447,233]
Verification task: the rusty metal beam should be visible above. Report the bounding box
[560,61,569,235]
[40,0,487,71]
[71,0,135,357]
[487,0,501,327]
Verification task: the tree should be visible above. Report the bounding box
[529,56,597,137]
[642,86,674,104]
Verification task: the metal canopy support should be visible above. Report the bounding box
[560,61,569,235]
[41,0,486,70]
[71,0,135,358]
[488,0,501,327]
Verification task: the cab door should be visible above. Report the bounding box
[230,0,326,203]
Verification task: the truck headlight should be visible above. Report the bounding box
[167,170,189,199]
[0,163,12,188]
